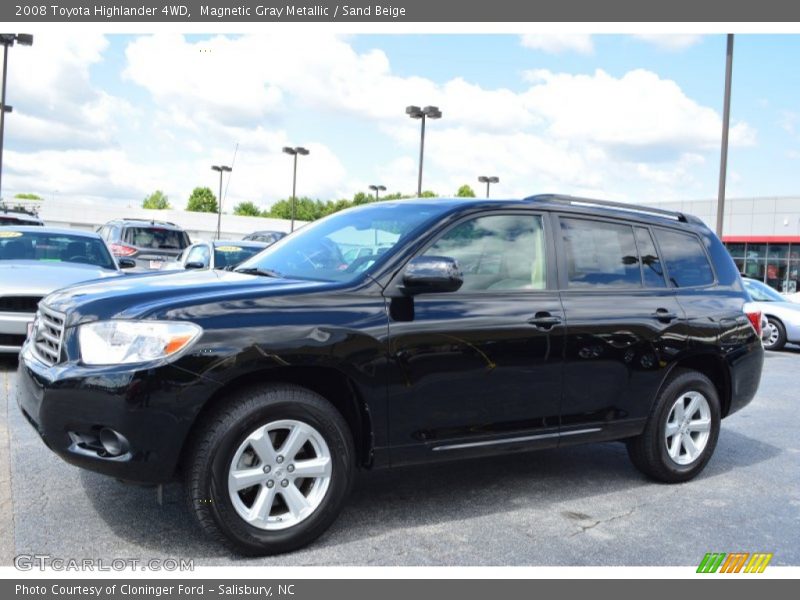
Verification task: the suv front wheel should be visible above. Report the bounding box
[186,384,355,555]
[626,369,721,483]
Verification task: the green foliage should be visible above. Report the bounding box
[142,190,171,210]
[186,187,218,213]
[264,189,439,222]
[13,193,43,200]
[233,201,262,217]
[456,184,476,198]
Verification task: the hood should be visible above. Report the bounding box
[42,268,331,325]
[0,261,121,297]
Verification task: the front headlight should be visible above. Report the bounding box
[78,320,202,366]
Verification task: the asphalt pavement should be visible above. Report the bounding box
[1,350,797,566]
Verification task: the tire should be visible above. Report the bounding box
[626,369,721,483]
[185,383,355,555]
[763,317,787,351]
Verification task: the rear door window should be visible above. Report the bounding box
[560,217,641,288]
[634,227,667,288]
[653,228,715,288]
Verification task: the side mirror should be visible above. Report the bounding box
[401,256,463,295]
[117,258,136,269]
[185,261,206,270]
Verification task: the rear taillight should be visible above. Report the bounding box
[746,309,762,337]
[110,243,136,257]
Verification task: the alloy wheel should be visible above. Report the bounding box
[664,391,712,466]
[227,419,332,530]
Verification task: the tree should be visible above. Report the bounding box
[14,192,43,200]
[456,184,476,198]
[142,190,171,210]
[186,187,218,213]
[419,190,438,198]
[233,201,261,217]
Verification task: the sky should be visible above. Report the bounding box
[3,32,800,211]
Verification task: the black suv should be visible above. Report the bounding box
[17,195,763,555]
[97,218,191,270]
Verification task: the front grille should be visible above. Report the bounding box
[0,296,42,313]
[0,333,26,347]
[32,305,66,366]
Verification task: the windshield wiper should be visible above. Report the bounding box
[234,267,283,278]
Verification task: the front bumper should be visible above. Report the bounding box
[16,342,221,483]
[0,311,33,353]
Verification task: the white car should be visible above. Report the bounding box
[0,227,130,354]
[742,277,800,351]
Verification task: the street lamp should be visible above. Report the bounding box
[282,146,309,232]
[406,105,442,197]
[0,33,33,200]
[211,165,232,240]
[478,175,500,198]
[368,184,386,201]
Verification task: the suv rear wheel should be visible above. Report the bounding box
[186,384,355,555]
[626,369,721,483]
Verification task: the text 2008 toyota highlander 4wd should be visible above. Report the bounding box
[17,195,764,555]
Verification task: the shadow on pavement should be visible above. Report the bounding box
[78,426,782,563]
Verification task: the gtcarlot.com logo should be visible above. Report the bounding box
[697,552,773,573]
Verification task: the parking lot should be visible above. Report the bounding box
[1,349,798,567]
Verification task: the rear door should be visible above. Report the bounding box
[556,215,686,441]
[386,210,566,465]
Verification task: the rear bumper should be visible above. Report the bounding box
[726,340,764,417]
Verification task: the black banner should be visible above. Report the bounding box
[3,579,797,600]
[3,0,800,22]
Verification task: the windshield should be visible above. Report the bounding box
[236,202,450,282]
[0,230,116,270]
[744,279,785,302]
[214,244,265,269]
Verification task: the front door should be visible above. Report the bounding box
[385,211,565,465]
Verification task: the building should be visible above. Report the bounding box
[1,198,297,242]
[646,196,800,293]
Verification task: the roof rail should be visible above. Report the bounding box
[525,194,689,223]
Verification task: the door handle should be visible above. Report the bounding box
[527,312,562,330]
[651,308,678,322]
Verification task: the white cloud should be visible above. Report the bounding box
[632,34,704,51]
[4,32,134,150]
[3,33,756,208]
[523,68,755,157]
[520,34,594,55]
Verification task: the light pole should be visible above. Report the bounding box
[368,184,386,201]
[406,105,442,197]
[211,165,232,240]
[282,146,309,232]
[716,34,734,238]
[0,34,33,201]
[478,176,499,198]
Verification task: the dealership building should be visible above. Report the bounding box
[653,196,800,293]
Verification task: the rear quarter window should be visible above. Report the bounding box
[654,228,715,288]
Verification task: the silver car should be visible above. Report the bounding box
[0,227,130,353]
[742,277,800,351]
[161,240,268,272]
